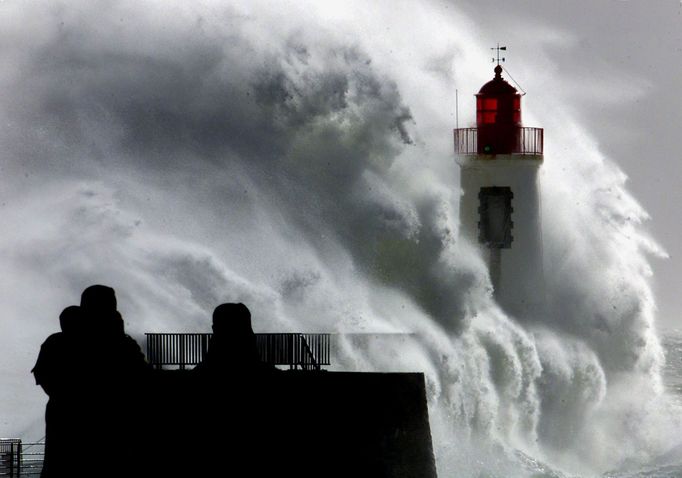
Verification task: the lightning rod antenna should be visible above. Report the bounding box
[455,89,459,129]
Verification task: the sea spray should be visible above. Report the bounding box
[0,1,679,476]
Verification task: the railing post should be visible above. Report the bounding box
[201,334,209,364]
[8,442,13,478]
[179,334,186,371]
[16,442,21,478]
[9,442,15,478]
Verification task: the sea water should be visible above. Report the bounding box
[593,330,682,478]
[608,329,682,478]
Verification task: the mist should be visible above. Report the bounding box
[1,1,679,476]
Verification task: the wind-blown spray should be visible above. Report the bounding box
[0,1,678,476]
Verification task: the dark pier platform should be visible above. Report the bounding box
[148,369,438,478]
[34,330,437,477]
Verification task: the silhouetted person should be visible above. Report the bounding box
[57,305,82,335]
[194,303,266,373]
[193,303,279,477]
[33,286,148,477]
[33,306,83,394]
[32,306,84,477]
[77,285,148,476]
[79,284,124,335]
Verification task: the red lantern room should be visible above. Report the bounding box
[476,65,522,154]
[453,57,543,157]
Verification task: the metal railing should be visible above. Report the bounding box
[145,333,210,370]
[0,440,43,477]
[453,127,543,155]
[145,333,331,371]
[454,127,478,155]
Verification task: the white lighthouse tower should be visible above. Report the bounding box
[455,57,545,318]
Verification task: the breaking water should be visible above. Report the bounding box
[662,331,682,405]
[604,330,682,478]
[528,330,682,478]
[598,330,682,478]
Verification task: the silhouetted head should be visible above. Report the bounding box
[59,305,83,334]
[212,303,253,337]
[80,285,117,313]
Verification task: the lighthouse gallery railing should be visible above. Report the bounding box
[453,127,543,155]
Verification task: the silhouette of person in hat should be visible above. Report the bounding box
[194,303,266,373]
[192,303,278,476]
[78,285,148,475]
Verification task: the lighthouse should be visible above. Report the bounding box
[455,55,545,318]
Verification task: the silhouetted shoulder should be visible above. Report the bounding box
[31,331,84,397]
[31,333,64,385]
[121,334,150,370]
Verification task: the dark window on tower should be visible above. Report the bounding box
[478,187,513,248]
